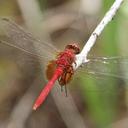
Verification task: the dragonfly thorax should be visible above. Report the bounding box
[56,49,75,68]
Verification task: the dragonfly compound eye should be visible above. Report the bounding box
[65,43,80,54]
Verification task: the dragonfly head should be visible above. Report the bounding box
[65,43,80,54]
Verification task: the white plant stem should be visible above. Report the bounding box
[75,0,124,69]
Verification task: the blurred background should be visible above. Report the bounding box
[0,0,128,128]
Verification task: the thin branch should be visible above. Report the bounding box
[75,0,124,69]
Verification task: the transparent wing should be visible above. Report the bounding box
[81,56,128,80]
[74,56,128,92]
[0,18,59,60]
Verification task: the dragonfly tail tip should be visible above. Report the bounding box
[33,104,38,111]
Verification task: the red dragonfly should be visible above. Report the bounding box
[0,18,128,110]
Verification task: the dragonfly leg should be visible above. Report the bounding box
[61,86,63,92]
[64,85,68,97]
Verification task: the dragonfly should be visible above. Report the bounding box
[0,18,128,110]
